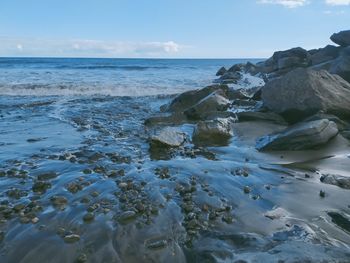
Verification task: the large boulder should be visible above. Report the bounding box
[256,119,338,151]
[262,68,350,123]
[310,45,341,66]
[330,30,350,47]
[150,127,186,147]
[184,90,231,120]
[193,117,236,146]
[329,46,350,83]
[165,85,246,113]
[258,47,310,74]
[218,71,241,84]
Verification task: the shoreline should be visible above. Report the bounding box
[0,31,350,262]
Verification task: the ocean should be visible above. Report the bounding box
[0,57,259,96]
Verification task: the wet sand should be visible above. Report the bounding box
[0,95,350,262]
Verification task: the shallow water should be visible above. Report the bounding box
[0,58,350,263]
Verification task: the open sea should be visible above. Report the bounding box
[0,58,259,96]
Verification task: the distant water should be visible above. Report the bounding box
[0,58,261,96]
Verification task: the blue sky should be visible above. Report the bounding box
[0,0,349,58]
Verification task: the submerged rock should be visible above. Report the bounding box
[262,68,350,123]
[193,117,236,146]
[320,174,350,189]
[63,234,80,243]
[256,119,338,151]
[330,30,350,47]
[184,90,230,120]
[150,127,186,147]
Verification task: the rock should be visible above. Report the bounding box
[50,195,68,208]
[228,64,244,73]
[165,84,229,112]
[37,172,58,181]
[262,68,350,123]
[256,119,338,151]
[330,47,350,83]
[277,56,303,70]
[218,71,241,84]
[193,117,236,146]
[237,111,287,125]
[216,67,227,76]
[32,181,51,193]
[264,207,289,220]
[63,234,80,243]
[83,212,95,222]
[320,174,350,189]
[303,113,349,131]
[184,90,230,120]
[144,112,187,126]
[258,47,310,74]
[310,45,341,65]
[330,30,350,47]
[151,127,186,147]
[117,211,137,223]
[145,238,168,250]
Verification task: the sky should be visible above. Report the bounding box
[0,0,349,58]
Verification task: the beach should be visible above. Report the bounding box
[0,55,350,263]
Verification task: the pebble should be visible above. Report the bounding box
[118,211,137,223]
[83,212,95,222]
[243,186,251,194]
[63,234,80,243]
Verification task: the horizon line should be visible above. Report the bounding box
[0,56,266,60]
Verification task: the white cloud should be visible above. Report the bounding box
[16,44,23,51]
[0,37,183,58]
[257,0,308,8]
[325,0,350,5]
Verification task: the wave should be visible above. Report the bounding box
[0,83,193,97]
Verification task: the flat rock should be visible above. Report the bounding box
[330,30,350,47]
[256,119,338,151]
[320,174,350,189]
[262,68,350,123]
[151,127,186,147]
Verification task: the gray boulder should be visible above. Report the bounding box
[218,71,241,84]
[165,85,247,113]
[262,68,350,123]
[330,46,350,83]
[256,119,338,151]
[320,174,350,189]
[257,47,310,75]
[330,30,350,47]
[193,117,236,146]
[310,45,341,65]
[216,67,227,76]
[184,90,231,120]
[151,127,186,147]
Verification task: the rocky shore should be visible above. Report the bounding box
[0,30,350,263]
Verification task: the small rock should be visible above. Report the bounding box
[83,212,95,222]
[64,234,80,243]
[118,211,137,223]
[243,186,251,194]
